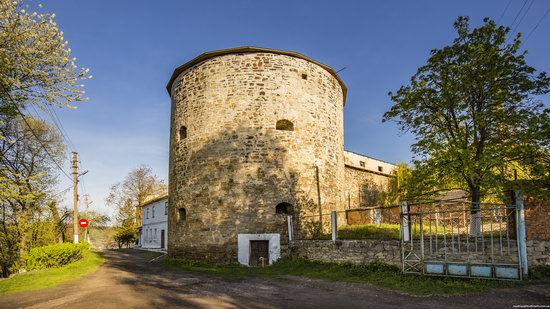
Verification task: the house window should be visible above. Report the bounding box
[146,208,149,219]
[378,166,383,172]
[179,126,187,140]
[276,119,294,131]
[275,202,292,215]
[165,201,168,215]
[359,161,365,167]
[178,208,186,223]
[154,229,157,241]
[152,206,155,218]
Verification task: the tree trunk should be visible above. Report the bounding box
[48,201,64,243]
[469,186,482,236]
[17,232,27,270]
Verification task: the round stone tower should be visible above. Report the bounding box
[166,47,346,264]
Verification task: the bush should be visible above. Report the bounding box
[25,243,89,271]
[113,227,137,248]
[529,265,550,280]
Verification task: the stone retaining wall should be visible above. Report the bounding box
[527,240,550,267]
[290,239,402,266]
[289,239,550,268]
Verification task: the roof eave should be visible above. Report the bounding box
[166,46,347,104]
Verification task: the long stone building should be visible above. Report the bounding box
[166,47,395,265]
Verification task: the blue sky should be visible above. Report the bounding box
[38,0,550,217]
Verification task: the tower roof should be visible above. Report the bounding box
[166,46,347,103]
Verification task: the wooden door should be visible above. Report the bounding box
[249,240,269,266]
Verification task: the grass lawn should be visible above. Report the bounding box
[337,223,504,240]
[0,250,104,295]
[306,223,429,240]
[338,223,403,239]
[165,258,549,296]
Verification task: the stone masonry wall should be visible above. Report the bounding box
[290,239,402,266]
[290,239,549,268]
[168,51,345,261]
[345,206,401,225]
[344,166,391,210]
[527,240,550,267]
[525,198,550,241]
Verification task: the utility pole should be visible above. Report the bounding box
[83,194,92,243]
[72,152,79,243]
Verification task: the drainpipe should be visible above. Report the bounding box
[315,165,322,229]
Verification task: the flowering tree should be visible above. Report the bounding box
[0,0,91,269]
[0,0,91,116]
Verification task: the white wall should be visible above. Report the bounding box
[344,150,396,175]
[140,197,168,249]
[237,233,280,266]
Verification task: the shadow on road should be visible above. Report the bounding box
[0,249,549,309]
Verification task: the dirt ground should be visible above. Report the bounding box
[0,249,548,308]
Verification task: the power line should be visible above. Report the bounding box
[52,186,72,197]
[34,86,79,152]
[510,0,529,29]
[30,104,78,152]
[27,106,77,170]
[16,108,73,181]
[498,0,514,23]
[525,8,550,42]
[512,0,535,33]
[45,104,78,151]
[26,104,87,193]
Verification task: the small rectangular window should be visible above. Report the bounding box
[359,161,365,167]
[301,73,308,80]
[378,166,383,172]
[152,206,155,218]
[146,208,149,219]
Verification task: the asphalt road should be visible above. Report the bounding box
[0,249,549,308]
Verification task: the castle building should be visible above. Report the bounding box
[166,47,395,265]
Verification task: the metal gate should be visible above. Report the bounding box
[400,193,527,280]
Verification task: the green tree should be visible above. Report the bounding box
[113,226,137,249]
[383,17,550,233]
[0,0,91,268]
[106,165,166,242]
[0,115,65,266]
[0,0,91,116]
[380,162,413,206]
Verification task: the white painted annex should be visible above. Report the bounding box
[237,233,280,266]
[139,195,169,250]
[344,150,396,175]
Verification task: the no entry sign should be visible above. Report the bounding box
[79,218,89,228]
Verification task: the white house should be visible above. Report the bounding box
[139,195,168,250]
